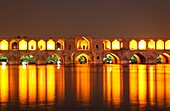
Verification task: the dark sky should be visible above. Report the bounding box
[1,0,170,38]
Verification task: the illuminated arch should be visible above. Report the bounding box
[165,40,170,50]
[20,54,36,64]
[157,53,170,63]
[129,40,137,50]
[112,40,120,50]
[103,40,111,50]
[138,40,146,50]
[75,53,92,64]
[47,54,63,64]
[56,39,64,50]
[130,53,146,64]
[0,40,8,50]
[148,40,155,50]
[38,39,46,50]
[10,40,18,50]
[77,37,90,50]
[156,40,164,50]
[28,40,36,50]
[103,53,120,64]
[47,39,55,50]
[19,39,27,50]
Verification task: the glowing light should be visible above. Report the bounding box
[77,37,90,50]
[0,40,8,50]
[165,40,170,50]
[129,40,137,50]
[103,40,111,50]
[19,40,27,50]
[38,40,46,50]
[148,40,155,49]
[138,40,146,50]
[156,40,164,50]
[28,40,36,50]
[47,39,55,50]
[75,53,92,64]
[112,40,120,50]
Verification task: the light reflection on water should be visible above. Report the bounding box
[0,64,170,110]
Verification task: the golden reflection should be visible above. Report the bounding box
[156,64,165,106]
[37,65,46,101]
[76,65,90,103]
[148,40,155,50]
[138,40,146,50]
[112,40,120,50]
[19,65,28,104]
[56,65,65,103]
[103,64,121,107]
[129,64,138,104]
[156,40,164,50]
[129,39,137,50]
[0,65,8,102]
[165,64,170,107]
[46,65,55,102]
[28,65,36,104]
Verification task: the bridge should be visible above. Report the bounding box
[0,35,170,64]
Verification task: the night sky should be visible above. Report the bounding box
[1,0,170,38]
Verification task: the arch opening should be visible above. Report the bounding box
[77,37,90,50]
[56,40,64,50]
[112,40,120,50]
[157,53,170,63]
[47,39,55,50]
[129,40,137,50]
[148,40,155,50]
[0,54,8,64]
[156,40,164,50]
[130,53,146,64]
[103,53,120,64]
[75,53,92,64]
[12,42,18,50]
[38,39,46,50]
[138,40,146,50]
[20,54,36,64]
[0,40,8,50]
[165,40,170,50]
[28,40,36,50]
[47,54,62,64]
[19,40,27,50]
[103,40,111,50]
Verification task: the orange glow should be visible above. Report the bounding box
[56,40,64,50]
[112,40,120,50]
[77,37,90,50]
[19,65,28,104]
[46,65,55,102]
[103,40,111,50]
[56,66,65,103]
[165,64,170,107]
[107,53,120,63]
[28,40,36,50]
[129,40,137,50]
[28,65,36,104]
[148,65,155,105]
[129,64,138,104]
[37,65,46,101]
[38,39,46,50]
[76,65,90,103]
[0,65,8,102]
[103,64,121,107]
[156,64,165,106]
[138,40,146,50]
[156,40,164,50]
[165,40,170,50]
[47,39,55,50]
[0,40,8,50]
[138,65,147,104]
[148,40,155,50]
[133,54,141,63]
[19,39,27,50]
[75,53,92,63]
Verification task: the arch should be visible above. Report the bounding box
[46,54,63,64]
[103,53,120,64]
[138,40,146,50]
[148,40,155,50]
[0,40,8,50]
[47,39,55,50]
[10,40,18,50]
[75,53,92,64]
[20,54,36,64]
[156,40,164,50]
[103,40,111,50]
[77,37,90,50]
[56,39,64,50]
[129,40,137,50]
[28,40,36,50]
[157,53,170,63]
[38,39,46,50]
[19,39,27,50]
[165,40,170,50]
[130,53,146,64]
[112,39,120,50]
